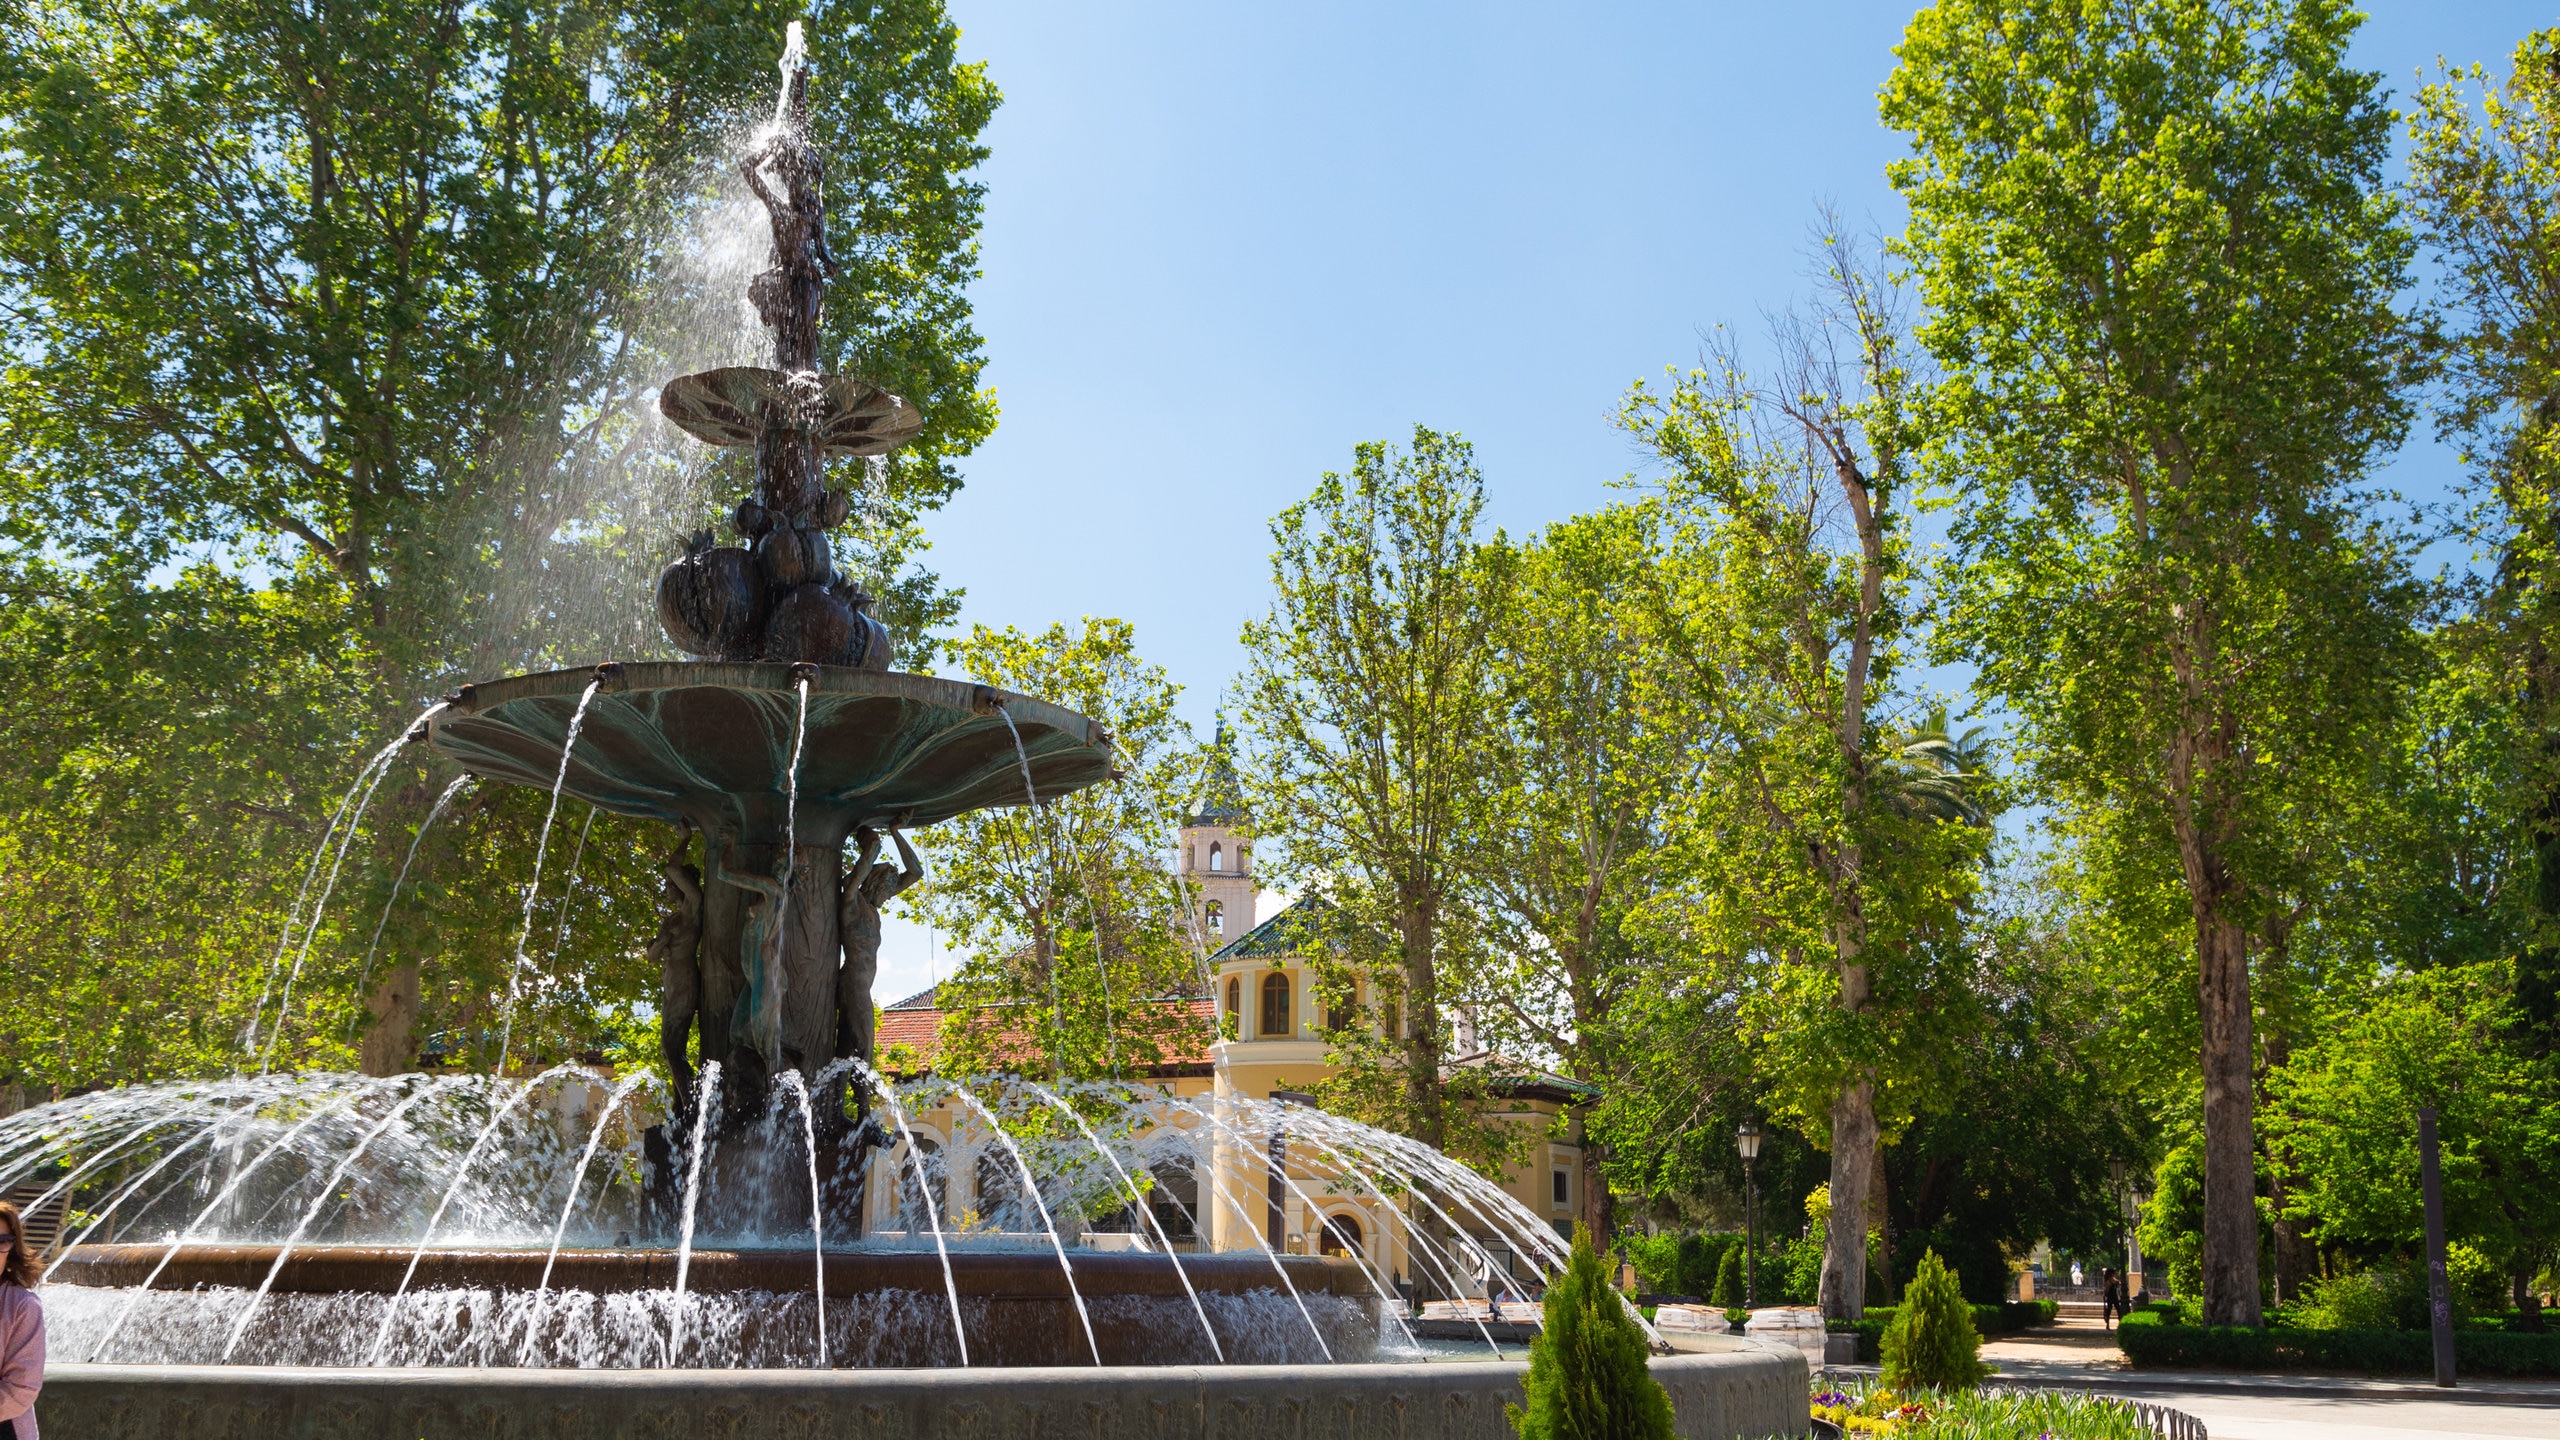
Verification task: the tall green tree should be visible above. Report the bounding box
[2409,26,2560,1048]
[1235,427,1512,1157]
[0,0,999,1087]
[1620,236,1976,1321]
[1886,0,2421,1325]
[1467,503,1692,1251]
[914,619,1204,1081]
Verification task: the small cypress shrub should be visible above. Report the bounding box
[1711,1244,1745,1307]
[1510,1224,1676,1440]
[1880,1249,1990,1391]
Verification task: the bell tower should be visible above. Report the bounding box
[1181,724,1255,949]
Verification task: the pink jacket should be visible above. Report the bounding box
[0,1280,39,1440]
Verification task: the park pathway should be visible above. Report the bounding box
[1965,1318,2560,1439]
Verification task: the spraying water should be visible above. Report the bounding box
[851,1058,970,1365]
[243,702,446,1062]
[363,1066,583,1365]
[779,1069,827,1366]
[533,1070,658,1300]
[89,1079,387,1361]
[1027,1082,1222,1362]
[930,1079,1102,1366]
[668,1060,723,1365]
[497,680,603,1071]
[221,1079,439,1360]
[774,20,806,122]
[348,773,476,1042]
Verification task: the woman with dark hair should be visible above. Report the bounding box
[0,1200,41,1439]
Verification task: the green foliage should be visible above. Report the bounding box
[2119,1308,2560,1375]
[1815,1377,2178,1440]
[916,619,1206,1080]
[1880,1250,1989,1391]
[0,0,998,1088]
[1508,1225,1675,1440]
[1611,236,1998,1313]
[1624,1230,1741,1301]
[1889,0,2423,1325]
[1885,907,2145,1303]
[1712,1244,1745,1307]
[2262,963,2560,1289]
[2408,27,2560,1047]
[1236,427,1520,1167]
[1468,503,1695,1245]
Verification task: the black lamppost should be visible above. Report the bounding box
[1737,1119,1763,1309]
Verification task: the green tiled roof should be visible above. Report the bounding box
[1210,895,1343,961]
[1191,723,1248,825]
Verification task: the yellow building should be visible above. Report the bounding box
[867,762,1588,1301]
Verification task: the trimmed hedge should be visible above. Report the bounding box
[1827,1299,2057,1363]
[2117,1311,2560,1377]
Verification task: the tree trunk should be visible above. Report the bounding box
[1401,894,1445,1149]
[358,963,419,1077]
[1821,1075,1878,1320]
[2196,910,2264,1326]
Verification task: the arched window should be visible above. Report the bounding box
[897,1136,946,1223]
[975,1151,1023,1226]
[1205,899,1224,935]
[1236,845,1249,872]
[1259,970,1292,1036]
[1382,997,1400,1041]
[1319,1213,1363,1258]
[1225,975,1241,1031]
[1209,842,1224,872]
[1321,979,1355,1033]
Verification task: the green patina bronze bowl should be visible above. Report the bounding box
[424,661,1112,844]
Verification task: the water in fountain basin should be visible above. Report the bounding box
[16,1068,1589,1370]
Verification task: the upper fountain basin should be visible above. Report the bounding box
[658,367,923,454]
[425,662,1112,843]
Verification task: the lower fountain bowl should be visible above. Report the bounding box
[45,1244,1380,1368]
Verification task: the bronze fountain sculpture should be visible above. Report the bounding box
[424,36,1109,1142]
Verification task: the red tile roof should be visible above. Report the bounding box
[874,993,1217,1077]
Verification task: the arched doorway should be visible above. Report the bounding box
[1319,1212,1363,1258]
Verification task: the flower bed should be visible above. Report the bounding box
[1807,1378,2177,1438]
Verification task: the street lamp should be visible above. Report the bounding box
[1737,1119,1763,1309]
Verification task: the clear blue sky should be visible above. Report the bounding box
[872,0,2554,999]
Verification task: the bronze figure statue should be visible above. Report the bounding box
[837,824,923,1072]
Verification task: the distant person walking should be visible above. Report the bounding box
[0,1200,42,1440]
[2102,1267,2127,1330]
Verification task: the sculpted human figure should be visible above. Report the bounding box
[645,839,705,1116]
[740,62,835,373]
[838,823,923,1071]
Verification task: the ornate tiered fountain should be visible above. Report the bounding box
[6,29,1808,1439]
